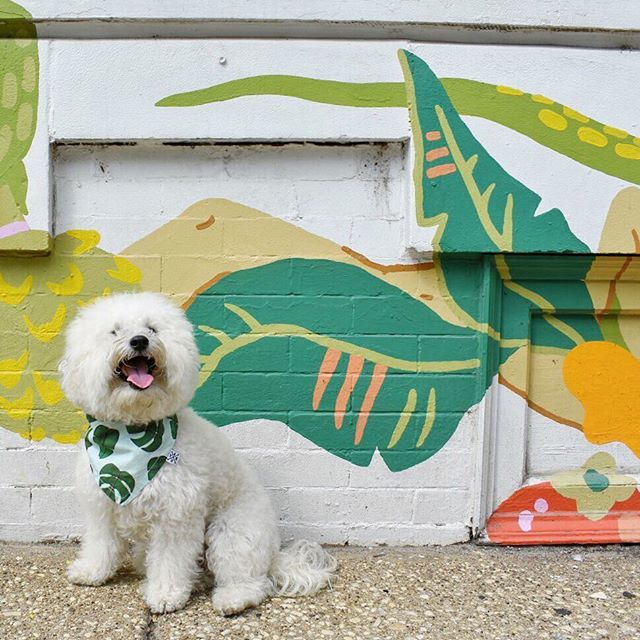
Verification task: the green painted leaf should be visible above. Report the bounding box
[147,456,166,481]
[93,424,119,459]
[399,50,589,255]
[189,258,500,472]
[99,463,135,503]
[399,51,602,351]
[127,421,164,452]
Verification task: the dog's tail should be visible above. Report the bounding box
[269,540,337,597]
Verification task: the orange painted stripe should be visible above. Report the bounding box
[426,147,449,162]
[313,348,342,411]
[354,364,388,445]
[426,131,441,141]
[334,354,365,430]
[426,163,457,179]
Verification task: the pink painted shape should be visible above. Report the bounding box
[312,348,342,411]
[334,354,365,430]
[425,147,450,162]
[354,364,388,445]
[425,131,441,141]
[0,220,29,239]
[534,498,549,514]
[518,510,534,532]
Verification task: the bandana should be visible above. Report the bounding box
[84,414,179,505]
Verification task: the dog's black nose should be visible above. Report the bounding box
[129,335,149,352]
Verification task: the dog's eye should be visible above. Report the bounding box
[110,329,117,336]
[147,326,157,333]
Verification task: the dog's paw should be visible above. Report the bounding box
[142,582,191,614]
[211,582,269,616]
[67,559,113,586]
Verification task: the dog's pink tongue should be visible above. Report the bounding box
[122,358,154,389]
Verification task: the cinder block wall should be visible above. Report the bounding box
[0,3,638,545]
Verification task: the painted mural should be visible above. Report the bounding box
[0,23,639,542]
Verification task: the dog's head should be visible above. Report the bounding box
[60,292,200,424]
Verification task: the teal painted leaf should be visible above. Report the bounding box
[400,51,602,351]
[93,424,119,459]
[99,463,135,504]
[127,421,165,452]
[189,258,500,472]
[399,50,589,255]
[147,456,167,481]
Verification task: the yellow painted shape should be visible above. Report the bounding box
[563,106,589,123]
[46,263,84,296]
[0,351,28,389]
[52,430,83,445]
[33,372,65,406]
[577,127,608,148]
[66,229,100,255]
[23,303,67,343]
[30,426,47,441]
[615,143,640,160]
[0,272,32,305]
[388,388,417,448]
[564,341,640,456]
[496,85,523,96]
[0,387,34,419]
[538,109,568,131]
[107,256,143,284]
[551,452,636,521]
[531,94,554,105]
[416,388,437,447]
[603,125,628,140]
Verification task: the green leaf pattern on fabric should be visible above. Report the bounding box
[127,420,165,452]
[99,463,135,504]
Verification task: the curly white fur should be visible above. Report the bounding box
[60,291,336,615]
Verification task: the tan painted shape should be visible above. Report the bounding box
[499,346,584,429]
[597,187,640,254]
[122,198,463,327]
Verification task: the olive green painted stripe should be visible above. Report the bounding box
[156,75,407,108]
[157,74,639,184]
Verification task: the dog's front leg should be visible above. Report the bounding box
[141,513,204,614]
[68,486,125,586]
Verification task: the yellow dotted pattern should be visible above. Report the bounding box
[497,85,523,96]
[531,94,554,105]
[494,85,638,162]
[578,127,608,148]
[16,102,32,142]
[538,109,568,131]
[563,107,589,123]
[616,144,640,160]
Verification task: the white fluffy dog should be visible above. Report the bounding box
[60,291,336,615]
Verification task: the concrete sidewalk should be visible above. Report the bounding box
[1,542,639,640]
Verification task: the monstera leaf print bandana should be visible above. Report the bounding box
[84,414,179,505]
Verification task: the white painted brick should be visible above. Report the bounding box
[0,488,31,523]
[0,429,31,449]
[31,487,81,525]
[239,450,350,488]
[281,488,415,525]
[413,489,471,524]
[0,523,82,543]
[0,450,77,487]
[220,420,290,450]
